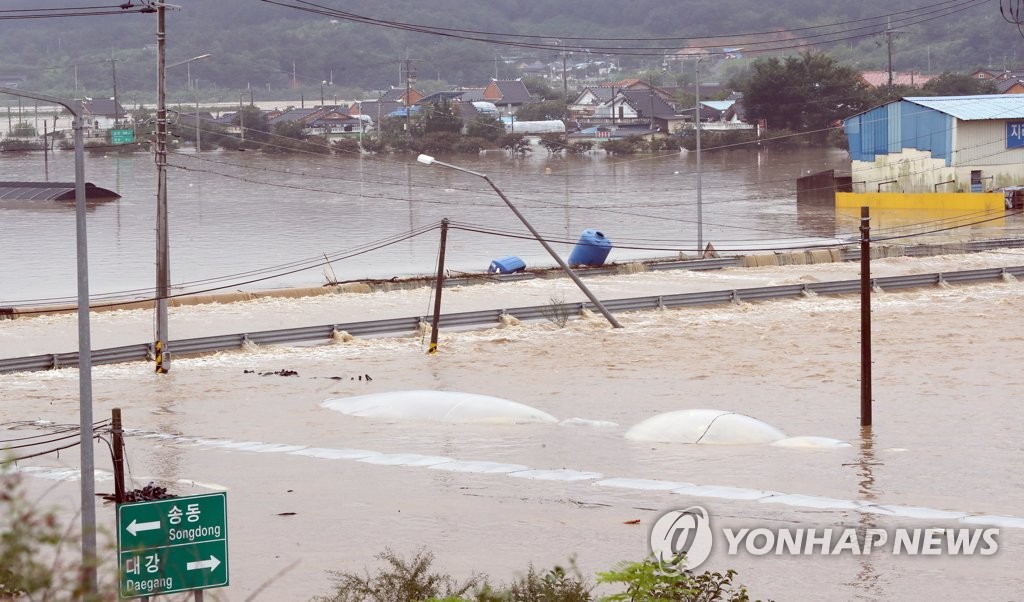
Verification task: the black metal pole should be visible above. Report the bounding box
[860,206,872,427]
[428,218,449,354]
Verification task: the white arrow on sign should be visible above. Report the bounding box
[186,556,222,572]
[126,519,161,536]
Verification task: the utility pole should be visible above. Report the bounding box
[155,2,170,373]
[107,52,121,125]
[860,207,873,427]
[428,218,449,354]
[883,19,904,89]
[402,56,416,134]
[695,58,703,256]
[886,24,894,88]
[562,49,568,101]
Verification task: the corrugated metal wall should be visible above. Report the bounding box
[955,121,1015,164]
[900,100,952,165]
[844,101,952,165]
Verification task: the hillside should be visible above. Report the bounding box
[0,0,1016,104]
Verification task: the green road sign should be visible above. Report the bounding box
[110,128,134,144]
[117,492,229,598]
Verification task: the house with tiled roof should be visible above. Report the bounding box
[997,78,1024,94]
[586,88,685,134]
[482,79,533,114]
[82,98,127,129]
[380,86,424,106]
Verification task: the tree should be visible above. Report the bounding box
[522,76,558,100]
[465,114,504,142]
[735,51,871,143]
[421,99,462,134]
[233,105,270,143]
[514,100,567,121]
[921,72,998,96]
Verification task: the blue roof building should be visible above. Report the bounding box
[843,95,1024,193]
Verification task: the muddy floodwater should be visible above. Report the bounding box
[2,251,1023,600]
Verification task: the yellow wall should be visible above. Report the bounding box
[836,192,1006,231]
[836,192,1004,211]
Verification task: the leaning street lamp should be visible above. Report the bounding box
[0,85,98,595]
[416,154,622,329]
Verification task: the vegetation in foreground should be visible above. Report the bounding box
[3,466,761,601]
[313,548,762,602]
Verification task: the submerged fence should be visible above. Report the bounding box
[2,264,1023,374]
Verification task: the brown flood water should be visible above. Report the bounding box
[2,252,1023,601]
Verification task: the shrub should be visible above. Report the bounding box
[361,137,388,154]
[333,137,362,155]
[539,134,568,154]
[497,133,530,155]
[0,463,116,599]
[601,136,644,155]
[598,557,756,602]
[314,549,485,602]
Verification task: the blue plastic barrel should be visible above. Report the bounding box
[488,256,526,274]
[568,229,612,266]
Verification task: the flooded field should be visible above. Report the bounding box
[2,252,1023,600]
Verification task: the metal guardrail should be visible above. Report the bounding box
[3,264,1024,374]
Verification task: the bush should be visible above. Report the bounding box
[316,550,762,602]
[314,549,485,602]
[333,137,362,155]
[361,137,388,154]
[567,141,593,155]
[598,557,756,602]
[0,463,116,599]
[601,136,644,155]
[497,133,530,155]
[539,134,568,154]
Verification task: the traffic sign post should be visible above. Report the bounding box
[117,492,229,598]
[110,128,134,145]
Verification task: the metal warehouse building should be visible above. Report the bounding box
[843,95,1024,193]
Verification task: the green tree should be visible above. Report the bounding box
[465,114,504,142]
[422,100,463,134]
[522,76,557,100]
[233,105,270,143]
[735,51,870,142]
[514,100,567,121]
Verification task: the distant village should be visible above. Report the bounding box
[17,58,1018,149]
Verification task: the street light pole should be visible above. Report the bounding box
[0,85,97,596]
[416,154,623,329]
[321,80,326,106]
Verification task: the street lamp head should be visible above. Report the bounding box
[417,154,436,165]
[193,53,212,61]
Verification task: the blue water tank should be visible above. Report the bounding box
[568,229,612,266]
[488,256,526,274]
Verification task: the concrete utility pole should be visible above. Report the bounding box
[155,1,170,373]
